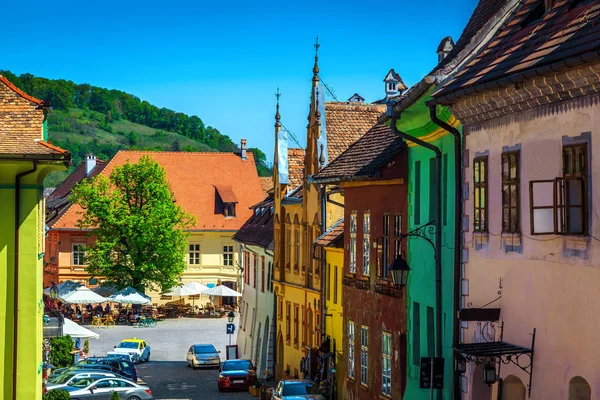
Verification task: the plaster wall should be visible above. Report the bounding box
[461,102,600,399]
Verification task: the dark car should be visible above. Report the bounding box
[218,359,256,392]
[76,358,138,382]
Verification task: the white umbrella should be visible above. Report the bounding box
[108,286,151,305]
[60,286,107,304]
[202,285,242,297]
[63,318,100,339]
[163,285,196,297]
[184,282,209,295]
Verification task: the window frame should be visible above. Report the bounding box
[360,325,369,386]
[261,256,265,293]
[348,321,355,379]
[294,228,300,272]
[285,302,291,343]
[501,151,520,233]
[293,304,299,346]
[381,331,392,396]
[223,245,234,266]
[72,244,86,266]
[362,212,371,276]
[334,266,338,304]
[188,243,201,265]
[349,212,357,273]
[473,156,489,233]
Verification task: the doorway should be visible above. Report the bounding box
[471,365,492,400]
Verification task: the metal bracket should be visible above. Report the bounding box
[397,220,436,252]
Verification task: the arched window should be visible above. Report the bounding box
[502,375,526,400]
[569,376,591,400]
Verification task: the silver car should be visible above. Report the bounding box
[273,379,325,400]
[46,370,116,389]
[186,344,221,368]
[60,377,153,399]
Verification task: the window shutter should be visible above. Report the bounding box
[530,180,556,235]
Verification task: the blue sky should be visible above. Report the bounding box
[3,0,477,162]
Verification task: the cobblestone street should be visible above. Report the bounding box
[86,317,252,399]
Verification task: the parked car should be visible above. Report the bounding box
[62,364,132,381]
[273,379,325,400]
[76,358,138,382]
[60,377,153,399]
[105,352,135,362]
[113,338,151,363]
[186,344,220,369]
[46,370,116,389]
[217,359,256,392]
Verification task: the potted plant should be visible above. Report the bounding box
[249,379,262,397]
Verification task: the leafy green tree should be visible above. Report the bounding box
[43,389,70,400]
[49,335,74,369]
[70,156,195,292]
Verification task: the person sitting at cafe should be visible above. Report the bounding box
[94,304,103,316]
[127,311,136,325]
[104,303,111,314]
[86,303,93,312]
[75,306,82,319]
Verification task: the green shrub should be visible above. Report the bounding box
[49,335,74,369]
[83,339,89,355]
[43,389,70,400]
[111,391,121,400]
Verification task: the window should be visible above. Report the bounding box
[530,144,588,235]
[394,214,402,257]
[412,302,421,366]
[267,262,273,292]
[223,245,234,266]
[253,254,257,288]
[334,266,338,304]
[473,157,488,232]
[348,321,355,378]
[382,332,392,396]
[427,306,434,357]
[381,214,390,278]
[189,244,201,265]
[286,302,291,342]
[326,264,331,301]
[261,257,265,293]
[313,227,321,275]
[72,244,85,266]
[415,161,421,224]
[293,304,299,346]
[502,152,520,233]
[360,325,369,386]
[350,212,357,273]
[285,228,291,270]
[278,297,283,320]
[363,212,370,275]
[225,203,236,217]
[294,229,300,271]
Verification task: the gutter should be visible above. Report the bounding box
[389,109,444,400]
[427,102,463,400]
[13,161,38,400]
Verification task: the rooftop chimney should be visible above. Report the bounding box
[437,36,454,63]
[241,139,247,161]
[85,154,97,176]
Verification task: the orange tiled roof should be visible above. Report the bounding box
[51,151,264,231]
[288,148,305,190]
[325,102,386,161]
[258,176,273,197]
[315,220,344,247]
[0,75,69,157]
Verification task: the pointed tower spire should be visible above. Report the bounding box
[313,36,320,83]
[275,87,281,130]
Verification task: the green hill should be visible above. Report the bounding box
[1,70,272,186]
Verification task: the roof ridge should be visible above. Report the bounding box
[114,150,249,156]
[0,75,45,105]
[37,140,69,155]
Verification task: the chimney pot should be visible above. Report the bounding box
[241,139,247,160]
[85,154,97,176]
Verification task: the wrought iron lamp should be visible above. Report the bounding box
[390,254,411,287]
[227,311,235,323]
[483,363,497,385]
[455,355,467,374]
[49,283,59,300]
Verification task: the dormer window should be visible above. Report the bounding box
[225,203,236,217]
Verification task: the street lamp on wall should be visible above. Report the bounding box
[390,254,410,288]
[49,283,59,300]
[227,311,235,323]
[455,355,467,374]
[483,363,497,385]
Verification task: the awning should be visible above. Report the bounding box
[455,341,532,360]
[215,185,238,203]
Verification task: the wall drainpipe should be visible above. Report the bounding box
[13,161,38,400]
[389,110,443,400]
[427,103,463,400]
[320,185,327,345]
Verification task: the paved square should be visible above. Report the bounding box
[85,316,251,399]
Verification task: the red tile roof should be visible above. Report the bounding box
[259,177,273,197]
[0,75,69,157]
[50,151,264,231]
[325,102,387,161]
[315,220,344,248]
[232,195,274,248]
[435,0,600,100]
[288,148,305,190]
[215,184,238,203]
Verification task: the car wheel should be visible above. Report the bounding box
[186,360,191,367]
[127,397,142,400]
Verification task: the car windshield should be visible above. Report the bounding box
[194,345,216,354]
[48,373,76,384]
[222,360,252,371]
[283,382,321,396]
[117,342,138,349]
[68,377,95,388]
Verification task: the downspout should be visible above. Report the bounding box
[390,110,443,400]
[320,185,327,345]
[428,103,462,400]
[13,161,38,400]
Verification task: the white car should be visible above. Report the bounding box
[112,338,151,363]
[46,370,116,389]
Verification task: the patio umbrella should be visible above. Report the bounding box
[60,286,107,304]
[163,285,196,296]
[202,285,242,297]
[92,284,119,297]
[44,280,82,297]
[108,286,151,305]
[63,318,100,339]
[182,282,209,309]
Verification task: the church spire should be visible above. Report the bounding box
[275,87,281,131]
[312,36,320,84]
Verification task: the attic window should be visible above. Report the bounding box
[225,203,236,217]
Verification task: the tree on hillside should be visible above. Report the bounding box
[248,147,273,177]
[70,156,195,292]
